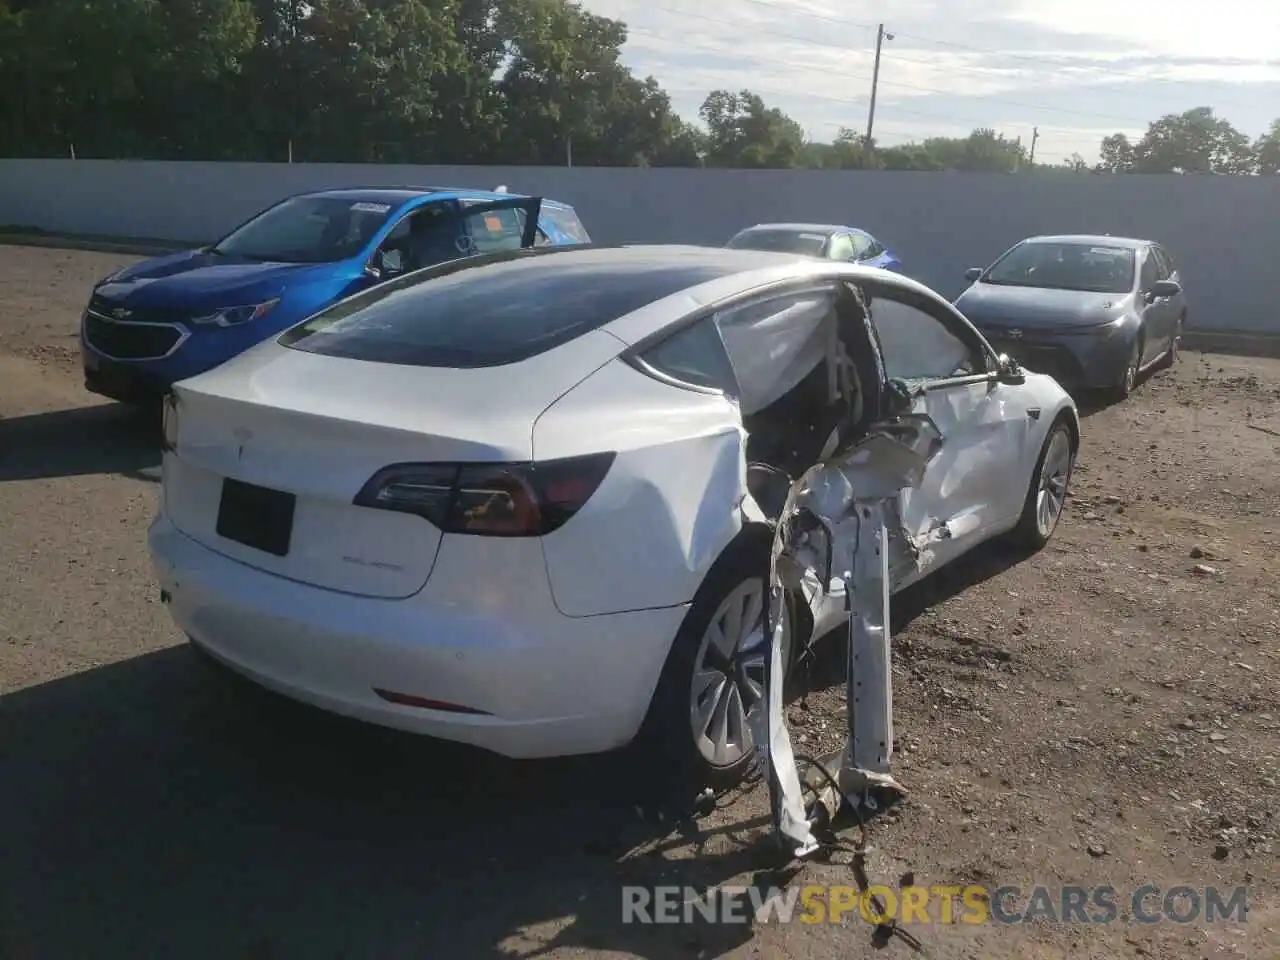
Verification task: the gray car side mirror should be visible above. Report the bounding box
[965,267,983,282]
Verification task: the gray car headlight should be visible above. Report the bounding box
[190,298,281,328]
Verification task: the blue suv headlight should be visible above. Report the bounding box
[190,298,281,328]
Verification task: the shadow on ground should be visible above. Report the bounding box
[0,402,159,482]
[0,646,790,959]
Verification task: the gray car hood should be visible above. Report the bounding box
[955,282,1132,330]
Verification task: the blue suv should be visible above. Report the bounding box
[81,186,591,406]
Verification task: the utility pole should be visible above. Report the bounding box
[1028,126,1040,167]
[566,134,573,168]
[864,23,894,152]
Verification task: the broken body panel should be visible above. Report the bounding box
[718,280,953,857]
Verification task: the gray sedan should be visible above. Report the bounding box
[955,234,1186,398]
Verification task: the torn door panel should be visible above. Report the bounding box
[758,413,943,857]
[736,280,946,858]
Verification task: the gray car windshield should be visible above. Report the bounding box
[211,196,395,263]
[727,230,828,257]
[983,242,1135,294]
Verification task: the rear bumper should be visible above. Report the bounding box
[148,514,687,759]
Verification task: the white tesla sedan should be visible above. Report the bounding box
[150,244,1078,785]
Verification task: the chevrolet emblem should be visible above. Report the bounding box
[110,307,132,320]
[1008,328,1024,339]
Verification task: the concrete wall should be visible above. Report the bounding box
[1,159,1276,332]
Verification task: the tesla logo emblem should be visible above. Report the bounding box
[1008,328,1024,339]
[111,307,131,319]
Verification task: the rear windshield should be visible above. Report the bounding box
[727,229,828,257]
[542,205,592,243]
[983,241,1136,294]
[279,251,730,368]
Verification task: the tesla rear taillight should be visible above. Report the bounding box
[353,452,615,537]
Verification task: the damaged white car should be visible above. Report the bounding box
[149,244,1078,790]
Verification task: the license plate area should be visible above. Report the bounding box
[216,478,296,557]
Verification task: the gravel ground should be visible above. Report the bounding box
[1,243,1278,959]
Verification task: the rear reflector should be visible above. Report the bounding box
[354,452,615,537]
[372,688,492,715]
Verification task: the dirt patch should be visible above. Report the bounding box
[0,243,140,369]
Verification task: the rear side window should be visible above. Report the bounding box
[542,205,592,243]
[635,318,739,395]
[827,235,855,260]
[848,234,875,260]
[462,206,525,254]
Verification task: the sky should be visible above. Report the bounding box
[579,0,1280,164]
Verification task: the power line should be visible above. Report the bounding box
[637,2,1165,126]
[625,27,1097,141]
[723,0,1274,113]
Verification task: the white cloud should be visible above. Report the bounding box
[1009,0,1280,63]
[580,0,1280,162]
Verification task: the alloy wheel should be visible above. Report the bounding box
[1036,428,1073,538]
[689,579,771,768]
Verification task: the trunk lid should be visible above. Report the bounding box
[163,332,622,598]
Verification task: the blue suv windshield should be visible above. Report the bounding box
[212,196,396,263]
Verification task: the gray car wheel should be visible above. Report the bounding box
[1114,334,1142,400]
[1157,316,1182,370]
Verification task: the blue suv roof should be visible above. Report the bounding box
[300,186,546,205]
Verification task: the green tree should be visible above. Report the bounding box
[1096,133,1135,172]
[918,128,1025,172]
[1254,119,1280,176]
[699,89,803,168]
[1129,107,1255,174]
[494,0,674,166]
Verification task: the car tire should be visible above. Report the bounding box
[1112,332,1142,400]
[1157,315,1183,371]
[638,530,790,790]
[1007,417,1075,551]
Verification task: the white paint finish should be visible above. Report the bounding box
[0,160,1271,332]
[534,358,748,617]
[179,328,627,462]
[162,452,443,599]
[149,247,1077,758]
[150,514,686,757]
[897,381,1029,574]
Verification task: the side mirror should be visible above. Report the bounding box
[965,267,984,282]
[371,248,404,278]
[1149,279,1181,299]
[996,353,1025,385]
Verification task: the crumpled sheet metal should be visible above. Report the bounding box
[754,413,944,858]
